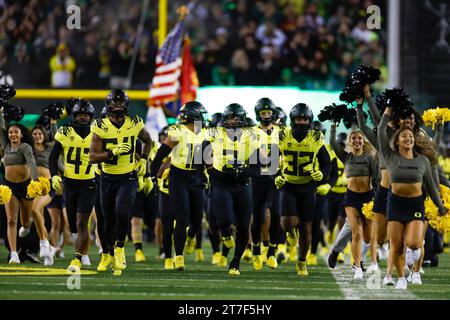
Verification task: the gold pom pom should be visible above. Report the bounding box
[27,180,43,199]
[38,177,51,196]
[424,185,450,233]
[0,185,12,205]
[362,201,374,220]
[423,109,437,128]
[423,107,450,129]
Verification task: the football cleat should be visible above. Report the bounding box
[296,261,308,276]
[97,254,112,272]
[9,252,20,264]
[242,248,252,263]
[66,259,81,274]
[217,256,228,267]
[114,247,126,270]
[112,268,122,276]
[307,253,318,266]
[211,252,222,265]
[195,249,204,262]
[222,236,235,249]
[174,255,185,271]
[184,236,196,255]
[135,249,146,263]
[252,255,263,270]
[164,258,175,270]
[267,256,278,269]
[228,268,240,276]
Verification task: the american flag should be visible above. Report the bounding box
[149,21,185,106]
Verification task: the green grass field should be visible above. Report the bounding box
[1,243,450,300]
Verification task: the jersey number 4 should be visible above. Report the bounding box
[283,151,314,176]
[67,147,92,174]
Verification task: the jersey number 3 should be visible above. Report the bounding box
[283,151,314,176]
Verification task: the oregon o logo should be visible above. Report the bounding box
[414,212,422,218]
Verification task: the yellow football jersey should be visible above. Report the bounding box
[167,124,208,171]
[439,155,450,180]
[55,126,94,180]
[91,115,144,175]
[210,127,261,173]
[254,125,281,176]
[278,128,324,184]
[328,147,347,193]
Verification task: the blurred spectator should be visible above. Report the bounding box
[10,39,34,86]
[231,48,256,85]
[212,62,235,86]
[77,45,100,88]
[49,43,76,88]
[0,0,386,90]
[257,46,282,85]
[109,40,132,89]
[255,20,287,54]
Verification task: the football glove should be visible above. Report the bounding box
[275,176,286,189]
[51,176,62,192]
[317,184,331,196]
[311,170,323,182]
[143,177,154,195]
[137,176,144,192]
[111,143,131,156]
[135,158,147,176]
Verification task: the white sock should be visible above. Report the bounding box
[40,239,49,246]
[409,247,421,263]
[361,241,370,263]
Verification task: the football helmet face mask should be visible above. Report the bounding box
[179,101,208,126]
[106,89,129,117]
[222,103,246,129]
[290,103,313,136]
[254,98,277,126]
[72,99,95,127]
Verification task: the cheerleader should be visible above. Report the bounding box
[0,109,38,264]
[378,107,447,289]
[330,121,377,280]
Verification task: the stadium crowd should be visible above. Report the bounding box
[0,0,386,90]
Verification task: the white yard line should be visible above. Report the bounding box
[325,258,418,300]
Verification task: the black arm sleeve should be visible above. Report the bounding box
[317,145,331,184]
[328,158,339,187]
[150,144,172,178]
[49,141,63,177]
